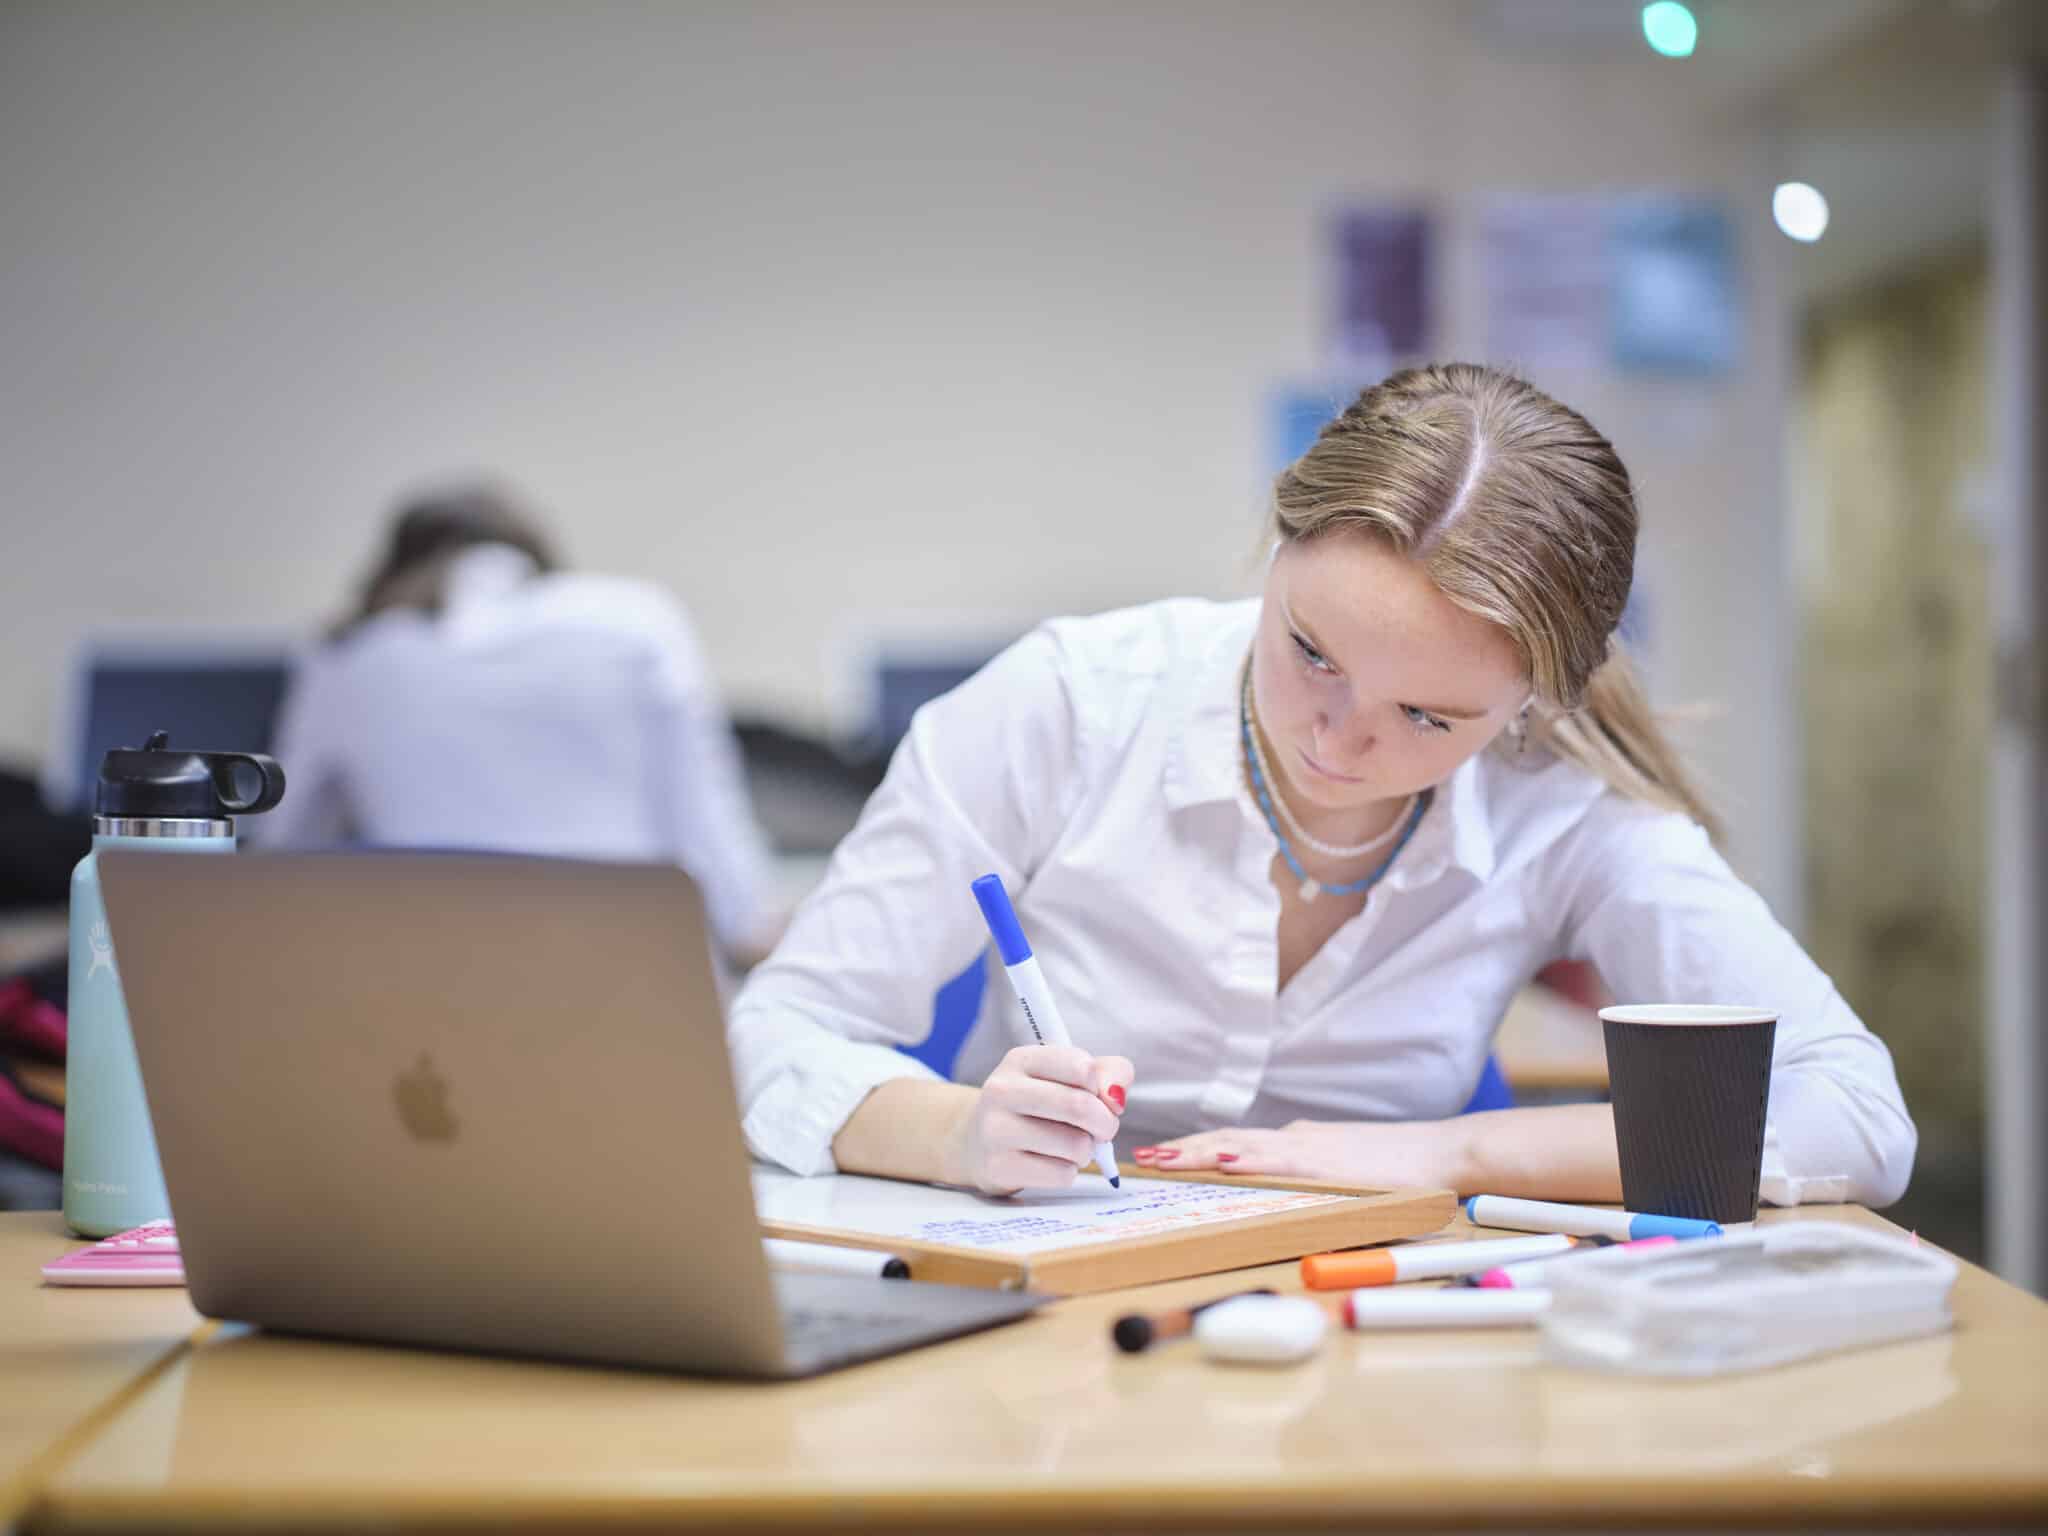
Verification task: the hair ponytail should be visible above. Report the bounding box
[1531,644,1721,842]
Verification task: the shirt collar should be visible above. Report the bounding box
[440,544,543,647]
[1162,602,1258,812]
[1162,600,1498,887]
[443,542,540,616]
[1382,752,1497,891]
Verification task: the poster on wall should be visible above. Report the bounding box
[1328,207,1432,368]
[1268,385,1346,477]
[1267,368,1399,477]
[1479,196,1609,373]
[1608,198,1738,374]
[1476,194,1737,376]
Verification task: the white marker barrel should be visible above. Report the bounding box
[1342,1288,1551,1330]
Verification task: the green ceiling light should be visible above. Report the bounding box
[1642,2,1698,58]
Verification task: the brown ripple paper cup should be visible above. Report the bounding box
[1599,1004,1777,1224]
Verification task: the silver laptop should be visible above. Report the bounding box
[98,850,1042,1377]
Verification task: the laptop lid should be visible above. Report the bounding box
[98,850,793,1375]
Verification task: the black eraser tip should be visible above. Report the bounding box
[1111,1316,1153,1353]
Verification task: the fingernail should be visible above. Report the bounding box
[1154,1149,1180,1160]
[1132,1146,1157,1156]
[1106,1085,1126,1112]
[1216,1153,1239,1164]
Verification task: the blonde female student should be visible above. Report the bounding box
[727,363,1915,1206]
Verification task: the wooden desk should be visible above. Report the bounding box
[0,1215,202,1530]
[19,1206,2048,1533]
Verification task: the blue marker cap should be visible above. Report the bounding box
[1626,1213,1723,1240]
[971,874,1032,965]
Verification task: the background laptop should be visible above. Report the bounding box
[43,628,293,814]
[98,850,1042,1377]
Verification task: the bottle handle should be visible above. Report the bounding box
[204,753,288,816]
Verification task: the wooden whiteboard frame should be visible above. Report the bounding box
[759,1171,1456,1294]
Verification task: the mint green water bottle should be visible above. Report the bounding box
[63,732,285,1237]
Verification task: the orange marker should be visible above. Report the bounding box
[1301,1233,1585,1290]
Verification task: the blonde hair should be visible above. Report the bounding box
[1272,362,1719,839]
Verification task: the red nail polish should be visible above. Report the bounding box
[1216,1153,1239,1164]
[1155,1149,1180,1159]
[1106,1085,1127,1112]
[1132,1146,1157,1156]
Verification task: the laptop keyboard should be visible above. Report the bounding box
[769,1272,1042,1375]
[780,1305,928,1359]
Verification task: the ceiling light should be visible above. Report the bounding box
[1772,182,1830,243]
[1642,2,1698,58]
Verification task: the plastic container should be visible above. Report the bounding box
[1540,1223,1957,1377]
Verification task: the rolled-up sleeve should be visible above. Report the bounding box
[726,626,1082,1174]
[1539,797,1917,1208]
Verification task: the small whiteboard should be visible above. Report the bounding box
[752,1167,1456,1295]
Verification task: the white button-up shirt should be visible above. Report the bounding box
[257,544,778,948]
[729,598,1916,1207]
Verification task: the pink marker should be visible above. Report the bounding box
[1470,1234,1678,1289]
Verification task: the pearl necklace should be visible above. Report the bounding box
[1240,671,1415,859]
[1240,680,1430,902]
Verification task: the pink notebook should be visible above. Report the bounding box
[41,1220,185,1287]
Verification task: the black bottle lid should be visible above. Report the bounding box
[94,732,287,821]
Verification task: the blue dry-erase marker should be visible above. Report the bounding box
[971,874,1121,1190]
[1463,1195,1722,1242]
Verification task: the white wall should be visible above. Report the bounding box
[0,0,1800,911]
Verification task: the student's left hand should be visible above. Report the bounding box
[1132,1119,1464,1190]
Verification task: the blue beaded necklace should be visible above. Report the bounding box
[1240,682,1431,902]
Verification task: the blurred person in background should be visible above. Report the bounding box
[729,363,1917,1206]
[257,484,783,961]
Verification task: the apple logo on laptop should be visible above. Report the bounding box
[394,1052,459,1143]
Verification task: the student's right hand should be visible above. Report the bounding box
[947,1045,1133,1196]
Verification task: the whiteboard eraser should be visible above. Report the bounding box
[1195,1294,1328,1365]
